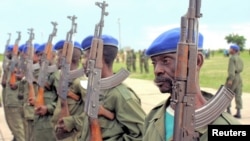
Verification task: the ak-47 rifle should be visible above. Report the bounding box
[55,15,77,140]
[9,31,21,87]
[171,0,235,141]
[84,1,126,141]
[25,28,36,106]
[35,21,58,108]
[84,2,108,140]
[1,33,11,87]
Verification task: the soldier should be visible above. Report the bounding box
[139,49,149,74]
[33,43,58,141]
[225,44,244,118]
[126,50,132,71]
[1,45,13,107]
[19,43,41,141]
[131,49,137,72]
[79,34,146,141]
[142,28,241,141]
[50,40,87,141]
[4,44,25,141]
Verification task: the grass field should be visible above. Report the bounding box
[112,50,250,93]
[1,50,249,93]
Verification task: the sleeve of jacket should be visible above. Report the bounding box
[46,73,58,114]
[62,112,88,132]
[115,86,146,140]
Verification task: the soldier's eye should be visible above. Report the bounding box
[163,58,171,65]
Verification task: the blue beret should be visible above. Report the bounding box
[33,43,40,52]
[53,40,82,51]
[7,45,14,52]
[145,27,203,57]
[81,35,118,50]
[230,44,240,51]
[18,44,25,52]
[19,43,39,53]
[36,43,46,54]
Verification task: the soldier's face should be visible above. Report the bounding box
[83,49,90,77]
[151,53,176,93]
[6,51,12,59]
[56,49,63,69]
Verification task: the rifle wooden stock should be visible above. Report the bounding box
[95,40,103,69]
[45,43,53,60]
[90,118,103,141]
[9,72,16,86]
[35,87,45,107]
[66,43,73,64]
[89,38,98,60]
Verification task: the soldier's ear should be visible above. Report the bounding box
[197,52,204,70]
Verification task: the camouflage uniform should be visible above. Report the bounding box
[51,72,87,141]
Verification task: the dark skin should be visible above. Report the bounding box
[151,51,207,109]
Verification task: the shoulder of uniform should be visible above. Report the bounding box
[109,83,137,101]
[145,100,167,122]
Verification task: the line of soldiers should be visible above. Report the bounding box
[1,33,146,141]
[125,49,149,73]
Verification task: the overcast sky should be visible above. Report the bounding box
[0,0,249,53]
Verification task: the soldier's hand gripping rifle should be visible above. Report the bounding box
[25,28,36,106]
[9,31,21,87]
[171,0,235,141]
[55,15,77,140]
[35,22,58,108]
[1,33,11,87]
